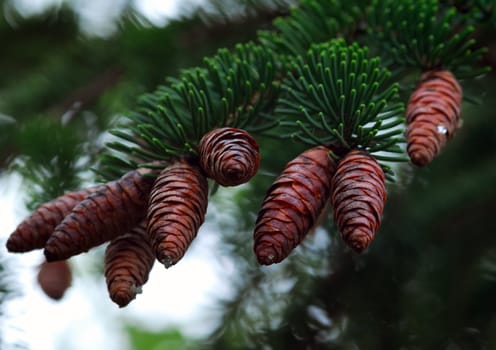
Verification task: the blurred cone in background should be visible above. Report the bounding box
[37,260,72,300]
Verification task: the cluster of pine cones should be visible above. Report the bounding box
[255,68,464,265]
[5,128,386,307]
[6,127,260,307]
[5,69,463,307]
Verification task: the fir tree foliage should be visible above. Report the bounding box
[277,39,406,178]
[99,42,280,179]
[442,0,495,25]
[258,0,366,57]
[12,118,90,210]
[97,0,491,183]
[367,0,489,78]
[100,2,408,181]
[97,0,380,180]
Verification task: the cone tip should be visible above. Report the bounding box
[255,244,282,265]
[43,248,59,262]
[346,231,372,253]
[111,289,135,308]
[5,236,19,252]
[409,152,431,167]
[158,254,176,269]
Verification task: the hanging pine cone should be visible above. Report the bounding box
[198,127,260,186]
[37,260,72,300]
[6,187,97,253]
[147,160,208,268]
[104,222,154,308]
[44,168,156,261]
[331,150,386,253]
[254,146,336,265]
[406,70,463,166]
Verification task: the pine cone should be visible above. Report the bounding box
[44,168,156,261]
[147,160,208,268]
[104,222,154,308]
[406,70,463,166]
[254,146,336,265]
[37,260,72,300]
[6,187,97,253]
[198,127,260,186]
[331,150,386,253]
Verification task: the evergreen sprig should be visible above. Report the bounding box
[201,43,280,133]
[12,118,88,209]
[443,0,495,24]
[98,42,280,179]
[258,0,365,57]
[277,39,406,178]
[367,0,488,78]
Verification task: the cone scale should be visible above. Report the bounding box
[406,70,463,166]
[331,150,386,253]
[254,146,336,265]
[104,222,155,308]
[198,127,260,186]
[147,160,208,268]
[44,168,155,261]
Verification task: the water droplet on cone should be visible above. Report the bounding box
[437,125,448,135]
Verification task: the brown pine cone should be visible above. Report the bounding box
[44,168,156,261]
[6,187,97,253]
[254,146,336,265]
[331,150,386,253]
[104,222,154,308]
[147,160,208,268]
[37,260,72,300]
[198,127,260,186]
[406,70,462,166]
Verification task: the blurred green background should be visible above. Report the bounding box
[1,0,496,349]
